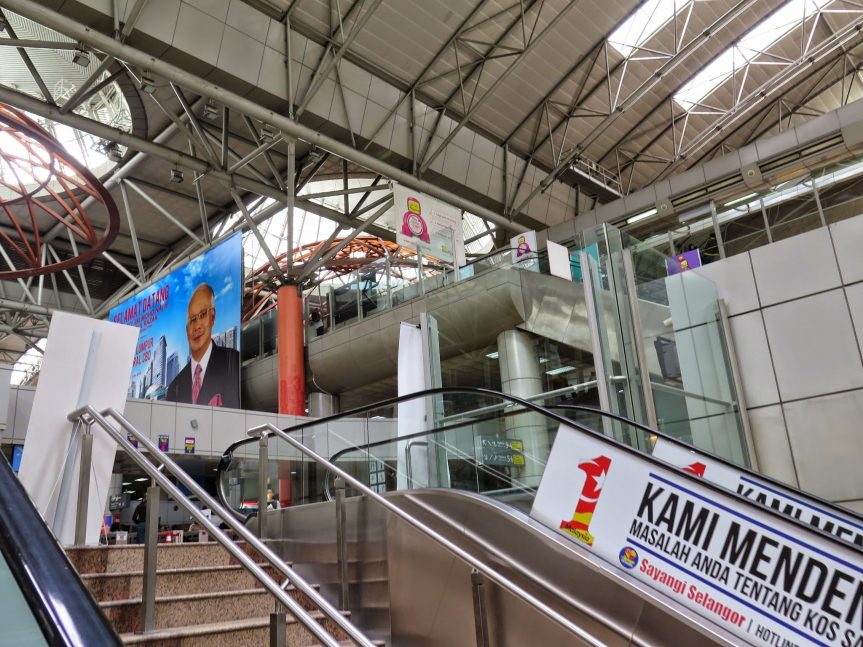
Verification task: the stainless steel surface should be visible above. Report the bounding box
[67,406,374,647]
[265,496,391,645]
[581,250,613,431]
[73,427,92,546]
[141,484,159,634]
[470,570,489,647]
[334,477,349,611]
[269,612,286,647]
[717,298,758,470]
[258,434,268,539]
[248,421,623,646]
[386,490,739,647]
[623,250,660,429]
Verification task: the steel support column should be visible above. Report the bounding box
[277,284,305,416]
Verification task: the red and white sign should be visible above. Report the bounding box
[652,439,863,550]
[531,425,863,647]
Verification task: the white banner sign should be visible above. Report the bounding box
[531,424,863,647]
[511,230,538,264]
[653,438,863,550]
[18,312,138,545]
[392,183,465,266]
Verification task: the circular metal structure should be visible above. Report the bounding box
[243,236,441,321]
[0,102,119,279]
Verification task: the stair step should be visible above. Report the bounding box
[118,612,351,646]
[81,563,283,601]
[67,541,270,574]
[100,587,320,633]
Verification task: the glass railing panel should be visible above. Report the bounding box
[0,551,48,647]
[219,390,568,512]
[626,236,749,465]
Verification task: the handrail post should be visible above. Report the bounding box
[471,569,490,647]
[270,609,286,647]
[74,419,94,545]
[334,476,349,611]
[141,484,160,633]
[258,433,268,539]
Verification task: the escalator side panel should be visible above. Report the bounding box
[388,490,737,647]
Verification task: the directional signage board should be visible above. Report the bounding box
[474,437,524,467]
[531,424,863,647]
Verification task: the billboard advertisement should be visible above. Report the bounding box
[392,183,465,266]
[531,424,863,647]
[109,233,242,408]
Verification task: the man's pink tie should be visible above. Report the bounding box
[192,364,202,404]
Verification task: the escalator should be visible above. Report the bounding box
[218,388,863,647]
[0,451,121,646]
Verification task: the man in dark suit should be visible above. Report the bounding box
[166,283,240,408]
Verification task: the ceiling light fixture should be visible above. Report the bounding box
[626,208,658,225]
[139,74,156,94]
[170,168,184,183]
[72,45,90,67]
[202,100,219,120]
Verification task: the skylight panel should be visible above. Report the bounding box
[609,0,693,58]
[675,0,834,110]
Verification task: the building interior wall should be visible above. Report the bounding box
[696,212,863,512]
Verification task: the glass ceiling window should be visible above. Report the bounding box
[0,12,131,185]
[237,179,497,278]
[675,0,834,110]
[608,0,693,58]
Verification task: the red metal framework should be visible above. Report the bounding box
[0,103,119,279]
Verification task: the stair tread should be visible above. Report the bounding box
[117,610,352,643]
[99,587,272,608]
[80,562,278,579]
[118,616,271,642]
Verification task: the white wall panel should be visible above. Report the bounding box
[783,390,863,501]
[123,399,152,439]
[728,312,779,408]
[211,408,247,455]
[830,214,863,285]
[750,227,841,306]
[176,404,212,455]
[693,252,760,316]
[762,289,863,401]
[217,26,265,81]
[226,0,269,42]
[844,282,863,351]
[149,400,177,449]
[747,405,798,487]
[184,0,229,22]
[174,4,223,66]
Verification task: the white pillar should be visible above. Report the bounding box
[308,392,337,418]
[497,329,549,484]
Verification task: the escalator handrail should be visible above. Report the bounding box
[0,452,121,647]
[217,386,863,555]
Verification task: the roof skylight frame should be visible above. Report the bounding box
[608,0,695,59]
[674,0,837,111]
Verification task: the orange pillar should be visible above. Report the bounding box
[277,284,305,415]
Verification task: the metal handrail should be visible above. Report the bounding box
[248,422,607,647]
[218,386,863,552]
[67,405,376,647]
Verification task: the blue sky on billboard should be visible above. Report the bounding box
[108,233,242,399]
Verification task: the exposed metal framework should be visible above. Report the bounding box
[0,0,859,371]
[0,102,120,280]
